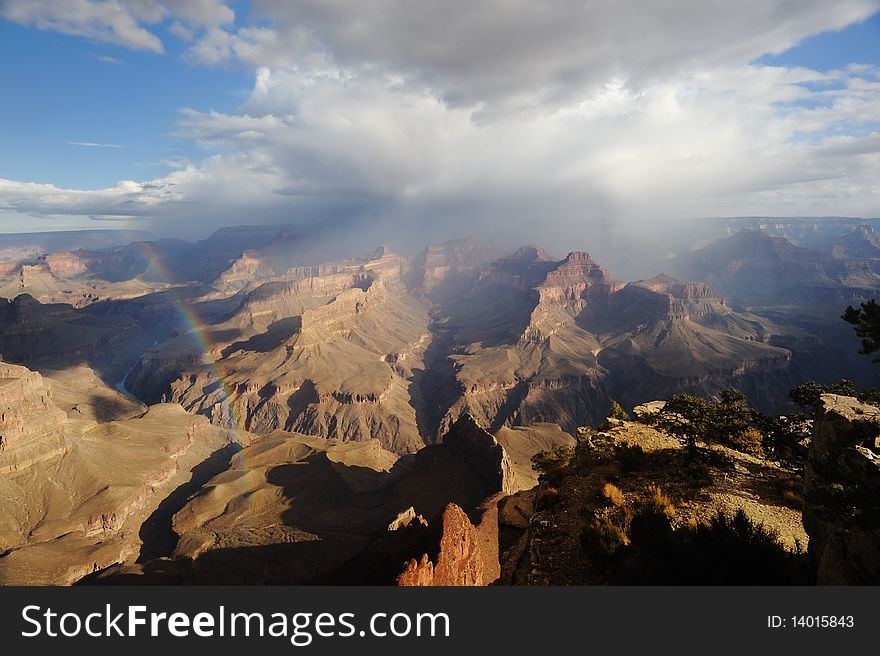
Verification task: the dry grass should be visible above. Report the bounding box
[601,482,626,507]
[592,461,623,479]
[728,427,766,457]
[773,471,803,510]
[644,484,675,520]
[580,514,629,559]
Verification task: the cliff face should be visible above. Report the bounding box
[0,362,68,474]
[229,270,372,332]
[169,279,432,453]
[0,294,158,384]
[577,273,795,414]
[125,348,206,404]
[411,239,501,296]
[534,251,622,308]
[828,225,880,260]
[804,394,880,584]
[40,249,147,280]
[627,275,726,320]
[442,414,515,494]
[0,362,243,585]
[93,419,519,585]
[213,251,277,293]
[671,229,876,313]
[441,251,795,433]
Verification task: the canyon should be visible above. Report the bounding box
[1,219,878,584]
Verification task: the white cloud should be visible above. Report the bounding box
[169,63,880,218]
[3,1,880,242]
[6,60,880,237]
[89,53,123,64]
[0,0,234,52]
[199,0,880,107]
[0,177,180,218]
[67,141,123,148]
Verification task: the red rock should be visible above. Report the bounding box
[396,503,486,586]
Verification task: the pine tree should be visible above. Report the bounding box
[843,299,880,360]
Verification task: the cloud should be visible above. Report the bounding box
[0,177,180,218]
[89,53,123,64]
[67,141,123,148]
[197,0,880,107]
[0,0,235,53]
[1,0,165,52]
[3,1,880,247]
[4,60,876,240]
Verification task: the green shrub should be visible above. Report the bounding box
[671,509,805,584]
[619,508,809,584]
[614,443,646,471]
[531,444,575,481]
[698,509,780,547]
[773,472,803,510]
[607,400,630,421]
[650,390,760,456]
[788,379,880,413]
[790,379,858,412]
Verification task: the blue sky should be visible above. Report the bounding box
[759,12,880,71]
[0,20,249,190]
[1,1,880,237]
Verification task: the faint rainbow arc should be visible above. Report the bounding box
[132,242,246,445]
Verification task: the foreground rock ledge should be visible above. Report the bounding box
[804,394,880,584]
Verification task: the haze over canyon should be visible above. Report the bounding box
[0,217,878,584]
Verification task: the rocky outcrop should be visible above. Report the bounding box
[213,251,276,293]
[411,238,501,295]
[534,251,622,308]
[396,503,487,586]
[670,229,869,312]
[0,361,68,473]
[387,507,428,531]
[803,394,880,584]
[230,271,372,331]
[501,417,810,585]
[125,348,205,404]
[39,248,147,280]
[828,225,880,260]
[624,275,729,321]
[442,414,515,494]
[169,278,431,453]
[0,294,157,380]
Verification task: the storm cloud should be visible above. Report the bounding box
[2,0,880,243]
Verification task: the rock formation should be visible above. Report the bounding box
[500,414,810,585]
[803,394,880,584]
[0,361,244,585]
[442,414,515,494]
[0,361,68,473]
[671,229,877,312]
[396,503,487,586]
[169,277,431,453]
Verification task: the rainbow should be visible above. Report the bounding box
[132,241,246,444]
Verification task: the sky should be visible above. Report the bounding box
[1,1,880,241]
